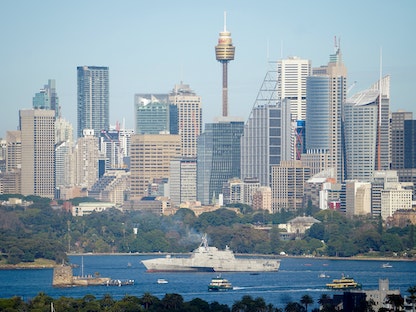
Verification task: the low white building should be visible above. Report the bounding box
[381,184,413,220]
[71,202,118,217]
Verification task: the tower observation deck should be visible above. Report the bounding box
[215,12,235,117]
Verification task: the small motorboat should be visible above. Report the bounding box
[382,263,392,268]
[157,278,168,284]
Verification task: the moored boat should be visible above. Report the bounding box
[326,275,362,290]
[208,275,233,291]
[141,234,280,272]
[157,278,168,284]
[381,262,392,268]
[104,279,134,286]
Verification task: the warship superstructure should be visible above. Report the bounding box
[142,235,280,272]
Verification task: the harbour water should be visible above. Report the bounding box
[0,255,415,310]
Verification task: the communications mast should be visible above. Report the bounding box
[215,12,235,117]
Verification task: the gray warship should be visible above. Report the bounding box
[141,234,280,272]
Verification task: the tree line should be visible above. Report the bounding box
[0,195,415,265]
[1,288,415,312]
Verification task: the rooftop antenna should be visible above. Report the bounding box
[223,11,227,31]
[266,38,270,62]
[377,47,382,170]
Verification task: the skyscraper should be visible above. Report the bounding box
[33,79,60,118]
[197,117,244,205]
[20,109,55,198]
[327,46,347,183]
[305,45,347,182]
[391,111,413,170]
[77,66,109,138]
[404,119,416,169]
[240,63,291,187]
[169,83,202,158]
[344,76,391,181]
[277,57,311,122]
[134,94,170,134]
[130,134,181,199]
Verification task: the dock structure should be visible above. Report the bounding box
[52,265,110,287]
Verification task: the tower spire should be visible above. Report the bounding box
[215,12,235,117]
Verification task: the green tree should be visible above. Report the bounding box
[99,294,115,311]
[186,298,210,312]
[7,246,24,264]
[284,302,305,312]
[307,223,325,241]
[407,285,416,312]
[210,301,231,312]
[0,296,27,311]
[385,294,404,312]
[160,293,184,311]
[300,294,313,312]
[28,292,54,311]
[140,292,158,310]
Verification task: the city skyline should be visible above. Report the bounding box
[1,1,415,137]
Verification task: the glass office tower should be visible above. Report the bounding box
[197,118,244,205]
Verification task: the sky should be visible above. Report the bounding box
[1,0,415,138]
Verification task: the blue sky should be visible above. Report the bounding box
[1,0,415,137]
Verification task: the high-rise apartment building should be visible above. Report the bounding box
[2,131,22,194]
[252,186,272,212]
[130,134,181,200]
[197,117,244,205]
[169,83,202,158]
[271,160,310,212]
[169,157,197,206]
[20,109,55,198]
[33,79,60,118]
[77,66,109,138]
[74,129,99,189]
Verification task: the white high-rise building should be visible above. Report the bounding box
[277,57,311,122]
[169,83,202,158]
[344,76,390,181]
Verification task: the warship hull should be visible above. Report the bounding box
[142,235,280,273]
